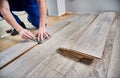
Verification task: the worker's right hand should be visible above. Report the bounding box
[19,29,35,40]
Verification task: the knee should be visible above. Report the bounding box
[27,17,39,29]
[32,22,39,28]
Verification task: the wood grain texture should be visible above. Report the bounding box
[25,63,65,78]
[64,14,117,78]
[42,52,74,75]
[60,15,97,49]
[70,12,116,58]
[0,15,89,78]
[65,62,92,78]
[107,16,120,78]
[85,16,117,78]
[0,15,80,69]
[42,15,96,75]
[0,41,37,69]
[0,14,118,78]
[47,14,81,35]
[59,15,97,59]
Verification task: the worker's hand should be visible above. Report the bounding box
[19,29,35,40]
[36,27,50,41]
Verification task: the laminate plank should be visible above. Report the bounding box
[65,62,92,78]
[107,16,120,78]
[0,15,89,78]
[71,12,116,59]
[65,14,117,78]
[59,15,97,59]
[85,16,117,78]
[47,14,82,35]
[42,53,74,75]
[0,41,37,69]
[25,63,65,78]
[42,15,96,74]
[0,15,80,69]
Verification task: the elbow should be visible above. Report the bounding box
[0,8,9,16]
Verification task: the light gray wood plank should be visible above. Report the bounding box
[65,62,92,78]
[85,16,117,78]
[71,12,116,58]
[42,15,96,74]
[59,15,97,59]
[60,15,96,49]
[0,15,80,69]
[0,41,37,69]
[65,15,117,78]
[0,15,89,78]
[47,15,81,35]
[25,63,65,78]
[107,16,120,78]
[42,53,74,75]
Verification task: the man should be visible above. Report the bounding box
[0,0,50,41]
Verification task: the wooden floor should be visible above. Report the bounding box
[59,12,116,59]
[0,13,73,52]
[0,13,120,78]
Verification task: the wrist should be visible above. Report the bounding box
[39,24,46,29]
[16,25,24,32]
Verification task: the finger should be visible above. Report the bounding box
[25,31,35,40]
[22,35,29,40]
[44,32,49,39]
[19,30,31,40]
[37,33,40,41]
[44,32,51,39]
[46,32,51,37]
[37,33,43,41]
[27,31,35,40]
[24,32,33,40]
[40,33,44,41]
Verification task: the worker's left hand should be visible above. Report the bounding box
[36,27,50,41]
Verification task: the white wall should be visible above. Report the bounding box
[46,0,65,16]
[65,0,120,14]
[46,0,120,16]
[46,0,58,16]
[57,0,66,16]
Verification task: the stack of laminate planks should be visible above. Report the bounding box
[59,12,116,59]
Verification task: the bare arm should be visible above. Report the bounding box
[0,0,23,32]
[0,0,35,40]
[37,0,50,41]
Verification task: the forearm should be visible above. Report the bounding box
[0,0,23,32]
[1,10,23,32]
[38,0,47,29]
